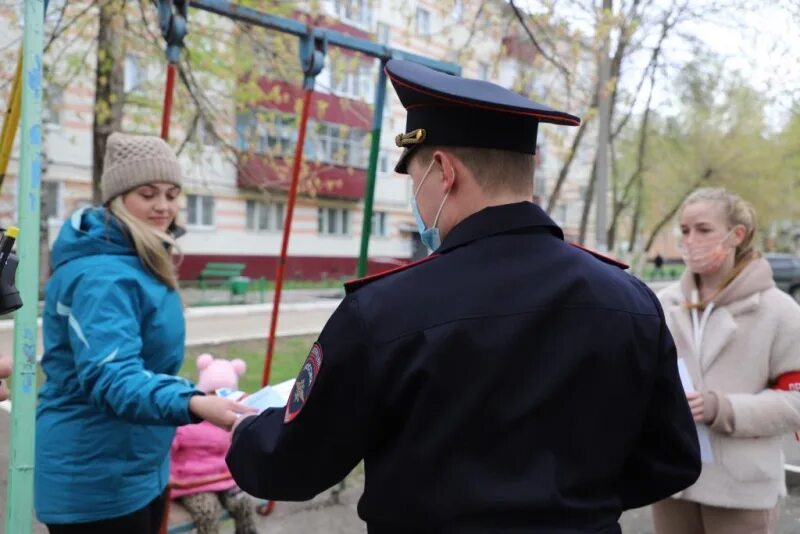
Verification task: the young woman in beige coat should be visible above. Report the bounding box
[652,187,800,534]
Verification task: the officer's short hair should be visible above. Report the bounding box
[410,145,535,196]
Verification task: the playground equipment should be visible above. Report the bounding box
[154,1,459,528]
[3,0,45,532]
[156,0,459,391]
[0,1,458,531]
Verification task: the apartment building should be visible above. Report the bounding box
[0,0,600,281]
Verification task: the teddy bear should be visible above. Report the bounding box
[169,354,258,534]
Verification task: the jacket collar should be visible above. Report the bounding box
[678,256,775,308]
[438,201,563,254]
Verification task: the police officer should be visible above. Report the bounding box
[227,60,701,533]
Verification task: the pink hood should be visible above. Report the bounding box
[170,421,235,498]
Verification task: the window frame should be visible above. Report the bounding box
[246,199,285,232]
[371,211,388,237]
[317,206,352,236]
[186,194,216,229]
[415,7,431,36]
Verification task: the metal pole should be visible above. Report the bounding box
[262,87,314,387]
[594,0,612,253]
[356,63,388,278]
[6,0,44,531]
[187,0,461,75]
[161,63,177,141]
[0,50,23,191]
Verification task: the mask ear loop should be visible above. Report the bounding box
[414,159,437,197]
[431,188,451,229]
[431,162,457,229]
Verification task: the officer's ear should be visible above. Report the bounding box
[432,150,457,192]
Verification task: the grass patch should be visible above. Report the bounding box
[180,279,346,291]
[181,335,318,393]
[640,263,685,281]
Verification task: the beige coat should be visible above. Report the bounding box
[658,258,800,509]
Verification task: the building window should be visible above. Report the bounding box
[195,116,217,147]
[317,207,351,236]
[329,59,375,101]
[124,54,142,93]
[376,22,390,45]
[555,204,567,226]
[43,88,63,125]
[310,123,368,168]
[451,0,464,22]
[371,211,387,237]
[478,62,490,81]
[235,112,296,155]
[534,174,547,198]
[415,7,431,36]
[260,113,296,155]
[334,0,373,28]
[378,151,389,173]
[187,194,215,228]
[41,181,62,220]
[246,200,284,232]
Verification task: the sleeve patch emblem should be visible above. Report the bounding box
[284,343,323,423]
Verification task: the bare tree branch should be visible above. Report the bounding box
[643,168,713,251]
[44,0,97,54]
[508,0,571,82]
[458,0,488,62]
[545,109,593,214]
[578,157,598,244]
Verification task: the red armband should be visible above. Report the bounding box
[773,371,800,392]
[773,371,800,440]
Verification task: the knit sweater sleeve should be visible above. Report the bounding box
[710,293,800,438]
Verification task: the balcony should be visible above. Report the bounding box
[238,153,367,201]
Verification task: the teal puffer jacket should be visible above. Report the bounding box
[35,207,198,524]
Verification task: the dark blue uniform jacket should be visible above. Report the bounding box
[228,201,701,533]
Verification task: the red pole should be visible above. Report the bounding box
[161,63,177,141]
[261,87,314,387]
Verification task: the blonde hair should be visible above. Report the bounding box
[680,187,757,265]
[108,196,181,290]
[411,146,535,196]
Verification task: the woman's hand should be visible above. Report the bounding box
[686,391,705,422]
[189,395,257,431]
[0,357,12,402]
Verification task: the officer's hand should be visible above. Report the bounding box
[0,356,11,402]
[686,391,704,422]
[189,395,257,431]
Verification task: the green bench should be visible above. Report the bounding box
[198,262,249,303]
[197,262,268,303]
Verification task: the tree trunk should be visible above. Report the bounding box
[92,0,126,204]
[546,112,592,213]
[578,158,598,245]
[627,173,643,253]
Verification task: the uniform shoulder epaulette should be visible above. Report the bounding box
[344,254,440,294]
[569,242,629,270]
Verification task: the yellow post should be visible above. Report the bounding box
[0,49,24,191]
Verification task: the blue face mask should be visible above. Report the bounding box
[412,159,450,252]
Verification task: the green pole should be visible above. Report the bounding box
[6,0,44,532]
[356,63,388,278]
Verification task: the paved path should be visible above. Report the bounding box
[0,299,341,358]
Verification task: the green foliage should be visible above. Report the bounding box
[615,51,800,250]
[183,336,317,393]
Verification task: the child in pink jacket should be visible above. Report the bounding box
[170,354,257,534]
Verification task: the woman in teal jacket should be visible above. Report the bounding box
[35,133,251,534]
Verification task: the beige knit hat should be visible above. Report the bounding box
[101,132,183,204]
